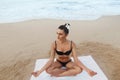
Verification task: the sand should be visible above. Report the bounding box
[0,15,120,80]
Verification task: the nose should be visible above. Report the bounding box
[57,35,60,39]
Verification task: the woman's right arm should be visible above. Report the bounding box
[31,42,55,77]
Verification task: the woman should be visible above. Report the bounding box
[32,23,97,77]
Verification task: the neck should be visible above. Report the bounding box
[59,38,67,43]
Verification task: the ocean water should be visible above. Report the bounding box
[0,0,120,23]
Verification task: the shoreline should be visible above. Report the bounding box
[0,15,120,24]
[0,15,120,80]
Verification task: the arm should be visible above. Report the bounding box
[72,41,97,76]
[72,42,89,71]
[32,42,55,77]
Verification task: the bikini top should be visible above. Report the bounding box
[55,41,72,55]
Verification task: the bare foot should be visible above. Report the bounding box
[31,71,41,77]
[50,69,67,77]
[51,73,76,77]
[87,70,97,77]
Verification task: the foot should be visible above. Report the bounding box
[87,70,97,77]
[50,74,60,77]
[51,72,77,77]
[31,71,41,77]
[50,69,67,77]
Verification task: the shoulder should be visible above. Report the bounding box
[50,41,56,49]
[71,40,76,48]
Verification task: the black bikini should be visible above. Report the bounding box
[57,59,71,67]
[55,41,72,67]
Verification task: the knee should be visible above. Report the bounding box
[74,67,83,74]
[46,68,52,74]
[78,68,82,74]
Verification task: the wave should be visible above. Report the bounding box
[0,0,120,23]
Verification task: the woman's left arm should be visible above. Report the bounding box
[72,41,97,76]
[72,41,89,71]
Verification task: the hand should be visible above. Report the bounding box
[31,71,41,77]
[87,69,97,77]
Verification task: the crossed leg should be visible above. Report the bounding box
[46,61,82,77]
[55,61,82,77]
[46,61,66,76]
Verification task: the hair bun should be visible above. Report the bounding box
[65,23,70,30]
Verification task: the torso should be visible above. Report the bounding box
[55,40,72,62]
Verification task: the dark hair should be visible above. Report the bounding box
[58,23,70,35]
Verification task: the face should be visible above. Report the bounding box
[56,29,67,40]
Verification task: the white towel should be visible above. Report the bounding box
[30,55,108,80]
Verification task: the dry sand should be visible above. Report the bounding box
[0,15,120,80]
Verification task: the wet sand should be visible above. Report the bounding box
[0,15,120,80]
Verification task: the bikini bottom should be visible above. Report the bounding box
[57,59,71,67]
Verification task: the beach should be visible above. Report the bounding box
[0,15,120,80]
